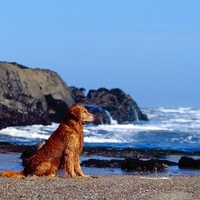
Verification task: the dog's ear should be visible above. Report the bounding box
[70,106,81,121]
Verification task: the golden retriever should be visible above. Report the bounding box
[0,104,94,178]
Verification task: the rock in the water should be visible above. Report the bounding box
[121,158,171,172]
[70,87,148,124]
[0,62,74,129]
[81,157,177,173]
[178,156,200,169]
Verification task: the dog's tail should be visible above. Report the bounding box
[0,170,25,178]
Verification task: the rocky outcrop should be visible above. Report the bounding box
[70,87,148,124]
[0,61,147,129]
[0,62,74,129]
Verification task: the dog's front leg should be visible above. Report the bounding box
[74,155,90,178]
[63,151,77,178]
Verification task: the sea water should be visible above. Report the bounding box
[0,107,200,152]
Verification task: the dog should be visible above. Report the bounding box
[0,104,94,178]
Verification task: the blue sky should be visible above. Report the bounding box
[1,1,200,108]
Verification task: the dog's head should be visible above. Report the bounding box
[68,104,94,124]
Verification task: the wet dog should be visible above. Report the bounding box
[0,104,94,178]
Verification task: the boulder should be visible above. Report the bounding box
[0,62,74,129]
[121,158,171,172]
[178,156,200,169]
[70,87,148,124]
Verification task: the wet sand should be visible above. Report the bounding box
[0,175,200,200]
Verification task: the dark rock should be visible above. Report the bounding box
[81,157,177,173]
[178,156,200,169]
[0,62,74,129]
[121,158,172,172]
[70,87,148,124]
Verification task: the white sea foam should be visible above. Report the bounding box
[0,126,50,140]
[87,124,170,132]
[84,137,123,143]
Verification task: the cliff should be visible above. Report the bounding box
[0,62,74,129]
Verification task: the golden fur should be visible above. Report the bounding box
[0,104,94,178]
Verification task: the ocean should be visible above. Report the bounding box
[0,107,200,152]
[1,107,200,175]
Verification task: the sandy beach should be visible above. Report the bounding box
[0,175,200,200]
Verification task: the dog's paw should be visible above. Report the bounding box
[80,174,91,178]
